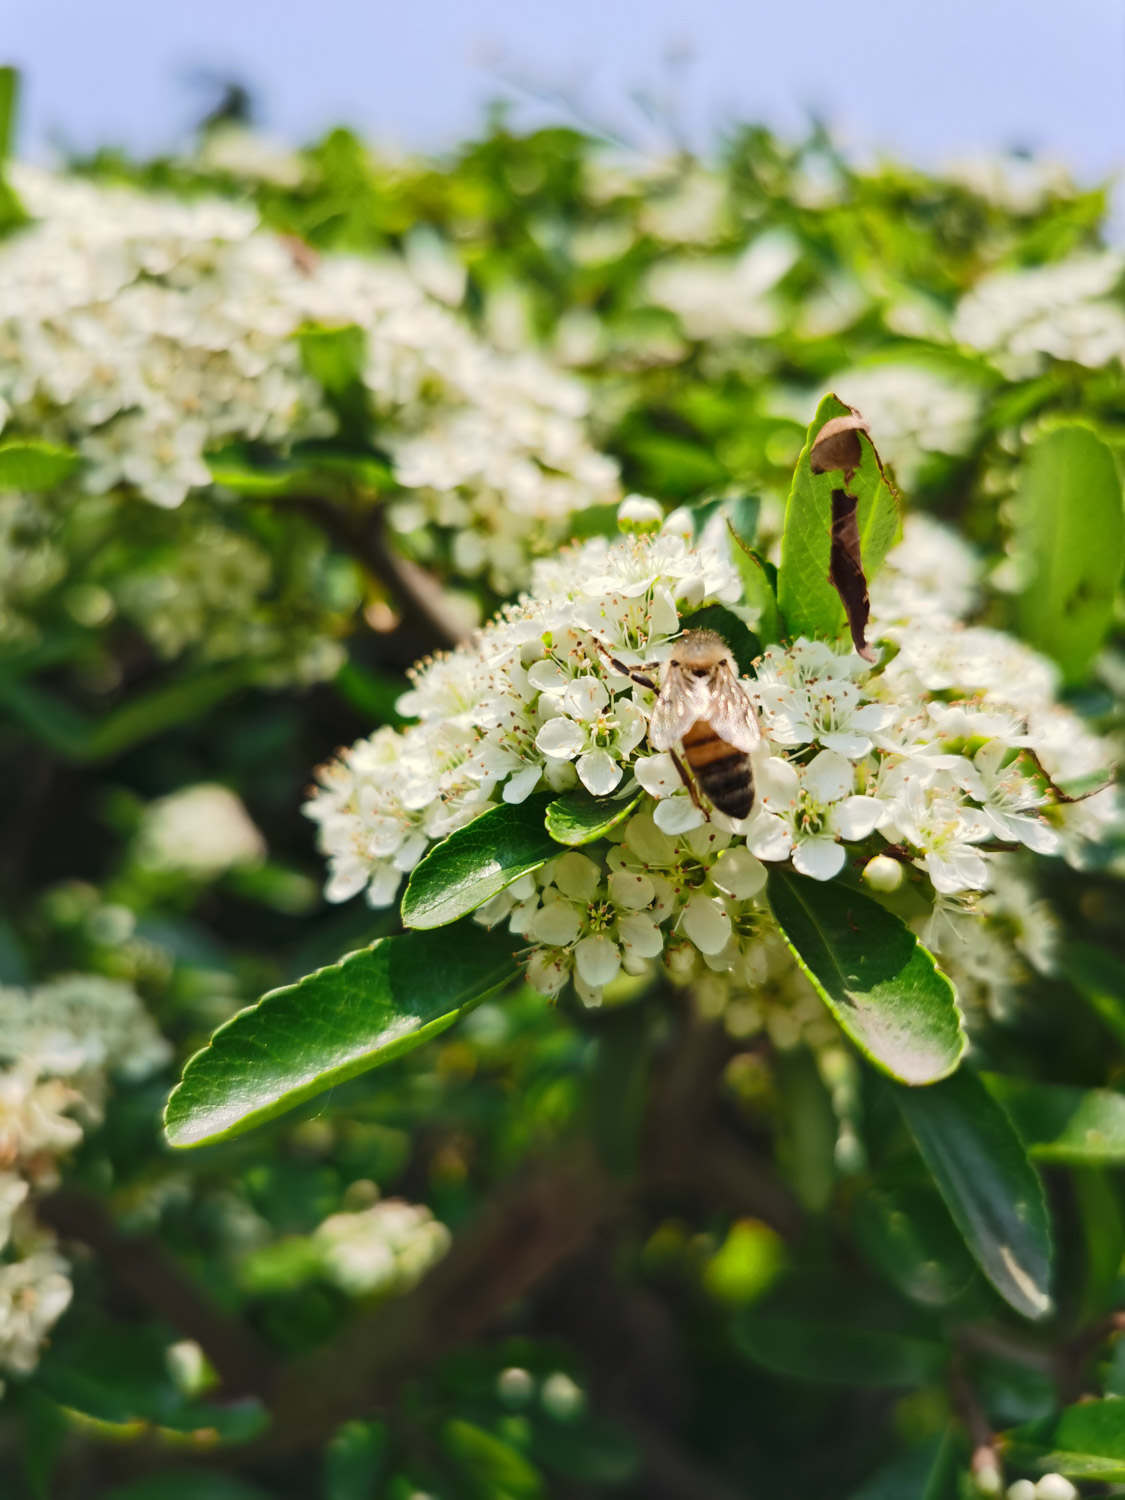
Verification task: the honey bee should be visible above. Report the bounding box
[597,629,760,819]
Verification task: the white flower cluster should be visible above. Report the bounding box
[953,251,1125,372]
[0,975,170,1381]
[0,165,618,590]
[307,509,1115,1009]
[313,1198,451,1297]
[134,782,267,878]
[645,232,798,341]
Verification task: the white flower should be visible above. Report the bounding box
[135,783,266,876]
[956,741,1060,854]
[0,1249,73,1376]
[883,776,992,894]
[762,751,886,881]
[314,1199,450,1296]
[534,675,647,795]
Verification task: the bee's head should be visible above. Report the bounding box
[669,629,733,676]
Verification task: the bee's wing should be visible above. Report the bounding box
[707,665,761,752]
[648,664,712,750]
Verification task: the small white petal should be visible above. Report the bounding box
[563,675,609,721]
[527,659,568,696]
[577,748,623,796]
[804,749,853,805]
[745,811,794,862]
[654,796,705,834]
[553,851,601,903]
[533,901,583,947]
[608,869,655,910]
[820,730,873,759]
[623,811,677,865]
[830,795,886,841]
[536,717,585,760]
[711,846,767,900]
[792,836,845,881]
[681,893,732,955]
[649,587,680,638]
[616,913,664,958]
[502,765,543,804]
[575,934,622,987]
[634,752,679,798]
[757,755,800,808]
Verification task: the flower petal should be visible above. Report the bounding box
[634,752,679,798]
[792,836,845,881]
[617,913,664,958]
[711,846,767,900]
[536,717,585,760]
[681,893,732,955]
[654,796,705,835]
[552,850,602,903]
[830,795,886,841]
[575,934,622,988]
[608,869,655,910]
[532,900,583,947]
[803,749,853,805]
[577,748,623,796]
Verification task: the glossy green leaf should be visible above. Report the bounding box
[984,1074,1125,1164]
[777,393,900,643]
[680,603,762,677]
[894,1068,1053,1320]
[1013,423,1124,683]
[0,439,79,491]
[853,1182,977,1306]
[164,923,518,1147]
[545,789,641,846]
[402,794,557,929]
[734,1276,945,1388]
[1008,1400,1125,1482]
[767,871,965,1084]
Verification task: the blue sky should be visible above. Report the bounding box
[5,0,1123,182]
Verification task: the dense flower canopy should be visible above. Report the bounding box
[307,507,1115,1009]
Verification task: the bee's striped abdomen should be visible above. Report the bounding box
[682,721,755,819]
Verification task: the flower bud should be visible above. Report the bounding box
[862,854,904,893]
[616,495,664,533]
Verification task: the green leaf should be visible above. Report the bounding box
[734,1275,946,1388]
[848,1431,961,1500]
[983,1074,1125,1164]
[623,433,727,498]
[680,604,762,676]
[777,393,900,644]
[853,1182,977,1306]
[441,1418,544,1498]
[894,1068,1053,1320]
[1008,1399,1125,1482]
[1013,423,1124,684]
[401,794,557,929]
[0,440,79,491]
[725,518,783,645]
[1061,942,1125,1045]
[36,1321,267,1442]
[0,66,18,162]
[767,871,965,1085]
[164,923,518,1147]
[298,322,370,439]
[325,1420,388,1500]
[545,789,641,846]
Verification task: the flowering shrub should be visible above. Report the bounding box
[1,93,1123,1500]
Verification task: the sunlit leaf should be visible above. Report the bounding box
[164,924,519,1147]
[0,440,79,491]
[1013,422,1124,684]
[545,789,641,846]
[402,794,558,929]
[767,871,965,1084]
[984,1073,1125,1164]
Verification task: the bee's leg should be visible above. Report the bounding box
[589,637,658,691]
[669,750,709,819]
